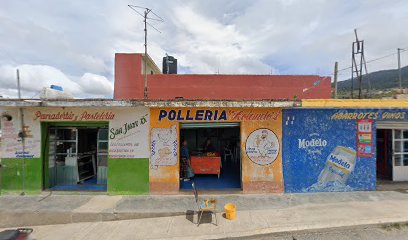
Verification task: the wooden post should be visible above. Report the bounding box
[333,62,338,99]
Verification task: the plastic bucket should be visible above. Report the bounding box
[224,203,236,220]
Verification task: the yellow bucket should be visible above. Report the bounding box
[224,203,236,220]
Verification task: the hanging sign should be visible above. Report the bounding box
[356,119,373,158]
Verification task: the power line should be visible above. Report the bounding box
[335,47,408,74]
[128,5,164,99]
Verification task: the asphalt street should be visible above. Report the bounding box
[230,224,408,240]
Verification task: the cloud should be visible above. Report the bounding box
[0,64,113,98]
[0,0,408,97]
[77,73,113,96]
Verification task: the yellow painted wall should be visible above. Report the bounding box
[149,108,283,194]
[302,99,408,108]
[241,113,283,193]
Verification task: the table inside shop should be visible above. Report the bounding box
[191,155,221,178]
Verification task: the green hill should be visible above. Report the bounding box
[335,65,408,92]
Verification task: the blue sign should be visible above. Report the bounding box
[282,108,408,193]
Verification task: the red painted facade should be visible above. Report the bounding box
[114,53,331,100]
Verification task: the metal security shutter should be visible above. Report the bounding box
[377,121,408,129]
[180,122,240,129]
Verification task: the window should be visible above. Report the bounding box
[97,128,108,167]
[393,129,408,166]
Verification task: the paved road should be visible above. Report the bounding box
[233,225,408,240]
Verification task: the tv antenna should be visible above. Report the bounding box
[128,5,164,99]
[350,29,369,99]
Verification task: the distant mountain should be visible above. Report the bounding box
[335,65,408,91]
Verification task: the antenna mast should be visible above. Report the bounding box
[128,5,163,99]
[351,29,368,99]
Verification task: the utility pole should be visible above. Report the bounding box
[143,9,150,99]
[16,69,26,195]
[398,48,402,92]
[351,29,367,99]
[333,62,338,99]
[16,69,21,98]
[128,5,163,99]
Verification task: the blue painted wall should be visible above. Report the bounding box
[282,108,408,193]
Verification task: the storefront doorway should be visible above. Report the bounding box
[376,129,392,180]
[44,123,108,191]
[179,122,241,190]
[377,121,408,182]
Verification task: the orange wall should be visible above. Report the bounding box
[149,108,283,194]
[114,53,331,100]
[241,114,283,193]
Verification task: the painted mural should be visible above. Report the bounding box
[282,108,408,193]
[245,128,280,166]
[0,109,41,159]
[241,114,283,193]
[150,108,283,194]
[150,125,178,167]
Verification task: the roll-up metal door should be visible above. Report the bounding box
[180,122,240,129]
[377,121,408,129]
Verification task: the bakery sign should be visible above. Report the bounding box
[33,110,115,121]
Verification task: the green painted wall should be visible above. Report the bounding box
[108,158,149,195]
[0,158,42,194]
[1,120,149,195]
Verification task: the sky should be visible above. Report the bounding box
[0,0,407,98]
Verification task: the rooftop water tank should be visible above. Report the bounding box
[162,55,177,74]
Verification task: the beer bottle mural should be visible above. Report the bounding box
[282,109,377,193]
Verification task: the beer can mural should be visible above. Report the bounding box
[283,108,408,192]
[282,109,377,193]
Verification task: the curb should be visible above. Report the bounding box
[173,219,408,240]
[0,210,188,228]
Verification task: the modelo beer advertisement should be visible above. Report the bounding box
[282,108,408,193]
[282,109,378,193]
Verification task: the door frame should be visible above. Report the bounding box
[41,121,109,190]
[391,129,408,181]
[178,122,242,190]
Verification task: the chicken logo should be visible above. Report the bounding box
[245,128,279,165]
[150,125,178,167]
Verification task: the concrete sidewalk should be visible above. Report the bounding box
[1,190,408,230]
[2,190,408,239]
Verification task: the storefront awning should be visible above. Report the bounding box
[180,122,240,129]
[377,121,408,129]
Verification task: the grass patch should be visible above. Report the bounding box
[382,222,408,231]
